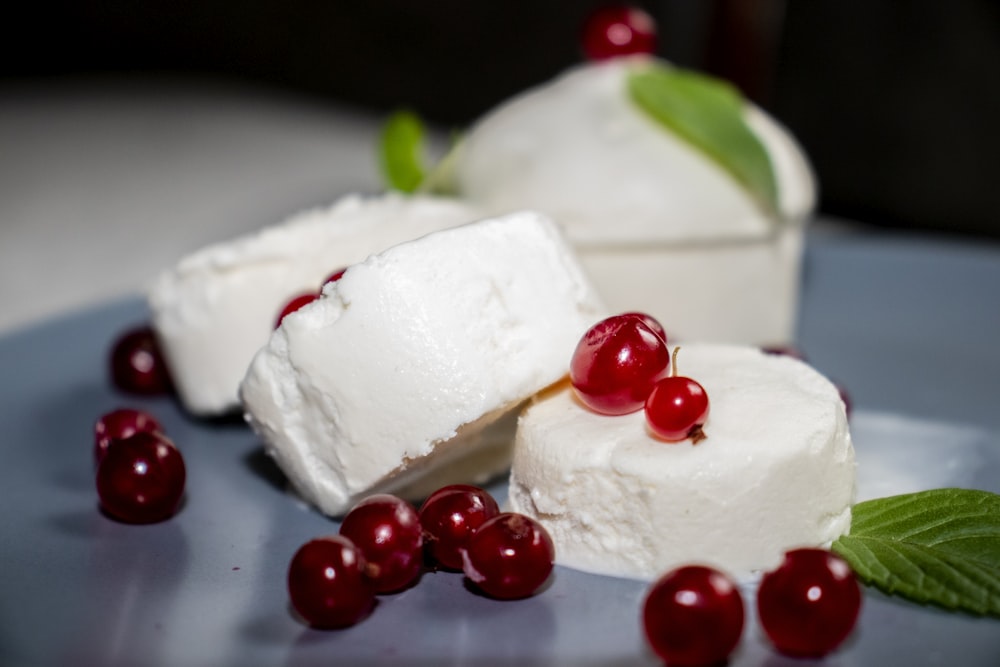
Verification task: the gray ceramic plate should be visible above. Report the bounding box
[2,231,999,666]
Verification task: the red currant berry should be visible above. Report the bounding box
[287,535,376,629]
[622,311,667,343]
[322,268,347,289]
[570,314,670,415]
[643,565,744,666]
[645,347,709,442]
[96,431,186,523]
[339,494,424,593]
[419,484,500,570]
[761,345,807,361]
[275,292,318,329]
[581,5,658,61]
[94,407,163,466]
[757,548,861,657]
[461,512,555,600]
[109,326,173,395]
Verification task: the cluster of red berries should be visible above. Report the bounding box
[570,312,710,442]
[287,485,555,629]
[93,407,186,523]
[643,549,862,664]
[274,267,347,329]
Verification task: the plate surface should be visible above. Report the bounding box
[1,231,999,666]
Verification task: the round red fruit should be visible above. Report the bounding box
[570,314,670,415]
[622,311,667,343]
[339,494,424,593]
[275,292,319,329]
[287,535,376,629]
[581,5,658,61]
[110,326,173,395]
[645,375,709,442]
[757,548,861,657]
[461,512,555,600]
[643,565,744,666]
[419,484,500,570]
[94,407,163,465]
[96,431,186,523]
[322,268,347,289]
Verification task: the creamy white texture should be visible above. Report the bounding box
[147,193,481,415]
[449,58,815,244]
[446,58,816,345]
[508,344,855,581]
[239,212,607,516]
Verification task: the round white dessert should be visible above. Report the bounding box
[508,343,855,581]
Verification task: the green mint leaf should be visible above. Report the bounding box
[627,62,779,216]
[378,110,427,193]
[832,488,1000,617]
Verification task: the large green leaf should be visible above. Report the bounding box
[378,110,427,193]
[832,488,1000,617]
[627,62,779,216]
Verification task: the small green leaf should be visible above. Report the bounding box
[627,62,779,216]
[832,488,1000,617]
[379,110,428,193]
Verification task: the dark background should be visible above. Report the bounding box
[3,0,998,237]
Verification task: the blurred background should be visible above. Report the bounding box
[3,0,997,237]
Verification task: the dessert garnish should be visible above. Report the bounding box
[274,292,318,329]
[287,535,376,629]
[94,407,163,466]
[419,483,500,571]
[757,548,862,657]
[379,109,430,193]
[96,430,186,524]
[627,61,779,216]
[109,325,173,395]
[569,312,670,415]
[642,565,744,666]
[644,346,710,442]
[461,512,555,600]
[580,5,657,61]
[832,487,1000,617]
[339,494,425,594]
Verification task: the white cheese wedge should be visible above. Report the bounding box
[508,344,855,581]
[446,58,816,345]
[147,193,481,415]
[239,212,607,516]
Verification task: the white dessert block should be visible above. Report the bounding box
[147,193,481,415]
[240,211,607,516]
[509,344,855,580]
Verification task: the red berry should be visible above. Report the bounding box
[570,314,670,415]
[339,494,424,593]
[643,565,744,666]
[419,484,500,570]
[757,548,861,657]
[761,344,807,361]
[96,431,186,523]
[644,347,709,442]
[581,5,658,61]
[110,326,172,395]
[322,268,347,289]
[94,408,163,465]
[287,535,376,629]
[461,512,555,600]
[275,292,319,328]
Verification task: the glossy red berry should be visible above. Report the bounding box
[94,407,163,465]
[645,347,709,442]
[581,5,658,61]
[461,512,555,600]
[419,484,500,570]
[570,313,670,415]
[287,535,376,629]
[621,311,668,343]
[96,431,186,523]
[757,548,861,657]
[275,292,319,328]
[110,326,172,395]
[643,565,744,666]
[339,494,424,593]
